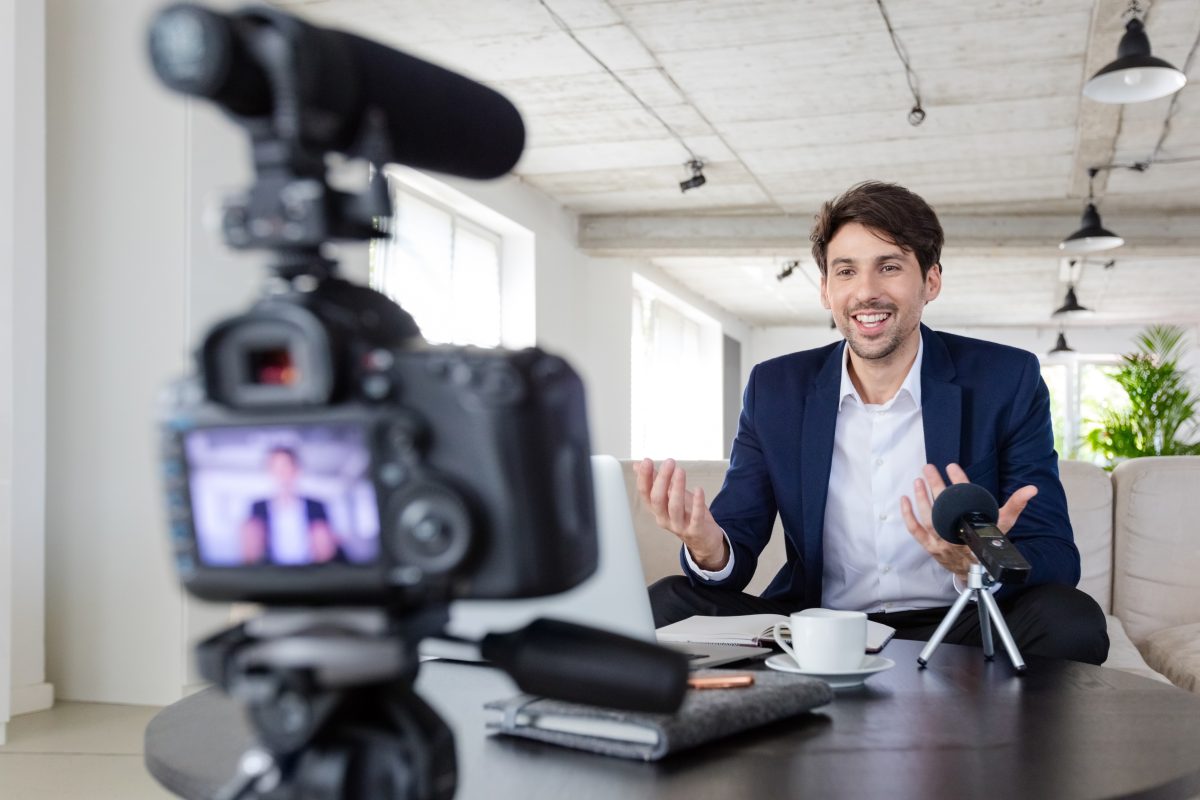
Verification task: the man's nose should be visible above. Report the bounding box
[850,271,884,303]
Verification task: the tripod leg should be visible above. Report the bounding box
[977,592,995,660]
[918,586,974,667]
[979,590,1026,673]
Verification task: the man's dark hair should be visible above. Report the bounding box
[810,181,944,279]
[267,446,300,466]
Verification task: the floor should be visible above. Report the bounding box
[0,702,175,799]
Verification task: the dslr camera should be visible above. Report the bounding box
[146,8,685,799]
[152,2,598,609]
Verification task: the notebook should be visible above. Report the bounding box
[657,613,896,654]
[422,455,770,669]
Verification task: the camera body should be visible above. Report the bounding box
[161,278,597,606]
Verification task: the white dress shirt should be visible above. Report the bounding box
[267,496,312,565]
[687,338,959,612]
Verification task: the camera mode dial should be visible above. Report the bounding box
[385,482,473,580]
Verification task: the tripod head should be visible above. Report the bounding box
[199,609,688,800]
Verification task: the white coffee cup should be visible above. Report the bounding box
[772,608,868,672]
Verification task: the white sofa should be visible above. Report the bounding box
[619,456,1200,690]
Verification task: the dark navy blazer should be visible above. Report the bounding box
[683,324,1080,608]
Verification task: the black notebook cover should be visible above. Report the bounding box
[485,669,834,761]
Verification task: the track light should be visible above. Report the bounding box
[679,159,706,193]
[1049,330,1075,355]
[1061,169,1124,253]
[1053,285,1091,316]
[1083,9,1187,104]
[777,260,798,281]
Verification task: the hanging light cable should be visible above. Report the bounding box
[875,0,926,125]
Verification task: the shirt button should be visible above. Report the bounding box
[881,565,892,574]
[879,512,889,521]
[875,457,884,466]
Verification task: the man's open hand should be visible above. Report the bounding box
[634,458,729,571]
[899,463,1037,578]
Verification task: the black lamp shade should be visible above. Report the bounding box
[1049,332,1075,354]
[1084,18,1187,103]
[1060,203,1124,253]
[1053,285,1090,316]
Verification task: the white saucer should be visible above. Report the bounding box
[764,653,895,688]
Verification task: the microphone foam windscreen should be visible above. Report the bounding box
[931,482,1000,542]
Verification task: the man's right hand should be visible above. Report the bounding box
[634,458,729,571]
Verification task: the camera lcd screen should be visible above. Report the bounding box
[183,424,380,567]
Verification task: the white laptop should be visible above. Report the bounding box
[422,455,770,669]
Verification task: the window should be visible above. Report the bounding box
[370,179,503,347]
[631,275,724,459]
[1040,356,1129,463]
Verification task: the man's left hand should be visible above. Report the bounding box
[899,463,1037,578]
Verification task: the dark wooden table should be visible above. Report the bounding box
[145,640,1200,800]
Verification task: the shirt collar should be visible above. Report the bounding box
[838,336,924,411]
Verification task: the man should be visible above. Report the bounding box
[241,446,340,565]
[638,181,1108,664]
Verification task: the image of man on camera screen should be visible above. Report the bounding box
[184,428,380,567]
[241,446,339,566]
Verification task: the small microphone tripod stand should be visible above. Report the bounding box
[917,563,1026,672]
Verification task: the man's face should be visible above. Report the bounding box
[820,221,941,363]
[268,451,299,491]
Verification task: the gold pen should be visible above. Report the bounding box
[687,674,755,690]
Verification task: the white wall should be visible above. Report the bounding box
[44,0,258,705]
[39,0,719,704]
[0,0,17,743]
[2,0,52,742]
[408,172,753,459]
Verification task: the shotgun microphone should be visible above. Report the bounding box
[931,483,1031,584]
[481,618,689,713]
[148,3,525,179]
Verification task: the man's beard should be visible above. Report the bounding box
[844,325,906,361]
[837,303,917,363]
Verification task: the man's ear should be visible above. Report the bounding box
[924,263,942,303]
[820,277,831,310]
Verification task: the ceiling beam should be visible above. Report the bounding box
[578,212,1200,259]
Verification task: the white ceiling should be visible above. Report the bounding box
[277,0,1200,328]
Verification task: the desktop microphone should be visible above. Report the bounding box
[931,483,1031,584]
[481,618,689,713]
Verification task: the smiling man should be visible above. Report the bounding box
[637,181,1109,664]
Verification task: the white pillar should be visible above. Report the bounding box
[2,0,52,744]
[45,0,243,705]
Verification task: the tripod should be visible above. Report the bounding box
[200,609,457,800]
[917,563,1026,673]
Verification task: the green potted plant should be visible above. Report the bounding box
[1082,325,1200,468]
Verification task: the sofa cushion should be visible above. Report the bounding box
[1058,460,1113,613]
[1101,615,1171,684]
[1112,457,1200,645]
[1140,622,1200,693]
[620,460,786,595]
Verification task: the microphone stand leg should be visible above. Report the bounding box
[979,589,1026,673]
[917,585,974,668]
[977,593,994,660]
